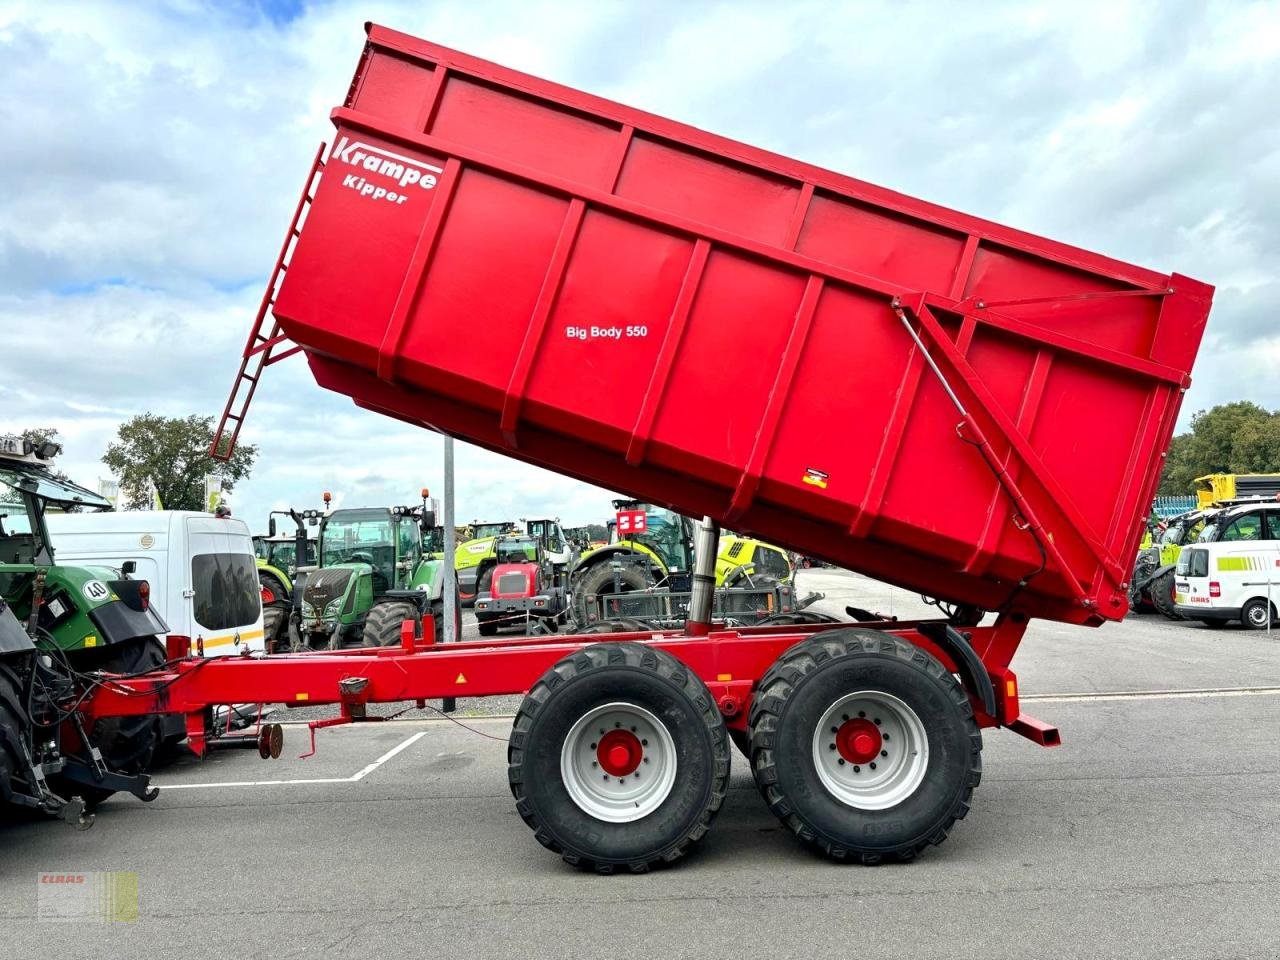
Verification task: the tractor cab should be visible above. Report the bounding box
[474,534,567,636]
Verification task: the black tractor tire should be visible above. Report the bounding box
[509,642,730,873]
[1129,556,1158,613]
[1242,598,1277,630]
[571,561,651,626]
[748,628,982,864]
[262,604,288,652]
[0,663,30,811]
[755,611,842,627]
[476,565,495,599]
[258,572,288,609]
[477,618,500,637]
[1149,570,1182,620]
[576,617,654,635]
[362,600,420,647]
[63,637,167,809]
[429,594,463,643]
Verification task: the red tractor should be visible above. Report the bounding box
[473,535,568,636]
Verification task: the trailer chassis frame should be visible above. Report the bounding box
[81,615,1057,760]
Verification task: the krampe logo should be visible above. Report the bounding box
[332,136,443,205]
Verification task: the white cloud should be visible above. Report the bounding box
[1,0,1276,529]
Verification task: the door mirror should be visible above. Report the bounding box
[268,517,277,537]
[420,509,436,530]
[121,559,136,578]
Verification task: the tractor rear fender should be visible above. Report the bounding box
[915,621,997,720]
[382,589,430,614]
[572,545,663,581]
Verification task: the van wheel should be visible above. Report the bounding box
[1242,598,1277,630]
[1149,570,1182,620]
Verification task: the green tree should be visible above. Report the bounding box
[102,414,257,511]
[1158,401,1280,494]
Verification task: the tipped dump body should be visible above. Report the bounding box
[271,23,1212,627]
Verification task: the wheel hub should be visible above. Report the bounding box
[597,729,643,777]
[835,718,881,765]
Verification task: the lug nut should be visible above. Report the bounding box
[883,733,890,741]
[858,711,865,718]
[828,743,836,751]
[831,726,839,734]
[641,739,648,746]
[841,714,849,721]
[590,742,597,749]
[837,758,845,766]
[633,772,640,778]
[853,765,860,773]
[880,750,888,757]
[630,726,637,732]
[873,718,881,726]
[869,762,877,770]
[592,761,598,767]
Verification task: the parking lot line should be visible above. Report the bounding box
[154,730,427,790]
[1023,685,1280,704]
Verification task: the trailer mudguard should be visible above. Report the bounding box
[916,621,997,719]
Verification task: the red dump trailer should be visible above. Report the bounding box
[89,23,1211,871]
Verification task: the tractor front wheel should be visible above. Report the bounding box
[362,600,420,647]
[749,629,981,863]
[63,637,167,809]
[1149,570,1182,620]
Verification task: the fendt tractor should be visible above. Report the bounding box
[67,24,1210,872]
[291,492,460,649]
[0,435,165,818]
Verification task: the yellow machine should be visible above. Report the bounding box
[1194,474,1280,509]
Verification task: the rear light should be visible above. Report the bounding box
[1209,581,1221,598]
[138,580,150,611]
[165,634,191,660]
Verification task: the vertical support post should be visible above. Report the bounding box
[686,516,720,636]
[443,435,457,644]
[441,434,458,713]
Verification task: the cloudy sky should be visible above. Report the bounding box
[1,0,1276,529]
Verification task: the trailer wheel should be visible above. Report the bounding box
[509,642,730,873]
[571,562,650,626]
[1149,570,1182,620]
[362,600,418,647]
[0,664,29,810]
[1242,598,1277,630]
[749,628,981,863]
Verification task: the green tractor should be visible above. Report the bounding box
[254,509,317,650]
[291,493,460,650]
[0,435,168,815]
[568,499,794,624]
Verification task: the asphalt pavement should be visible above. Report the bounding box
[2,569,1278,959]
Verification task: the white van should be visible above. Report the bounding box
[1174,503,1280,629]
[46,511,267,655]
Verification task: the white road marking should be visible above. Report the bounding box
[1022,686,1280,704]
[154,730,427,791]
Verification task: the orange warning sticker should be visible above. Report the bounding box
[802,467,829,489]
[455,672,467,684]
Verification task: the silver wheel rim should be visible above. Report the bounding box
[1247,603,1270,627]
[561,702,677,823]
[811,690,929,811]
